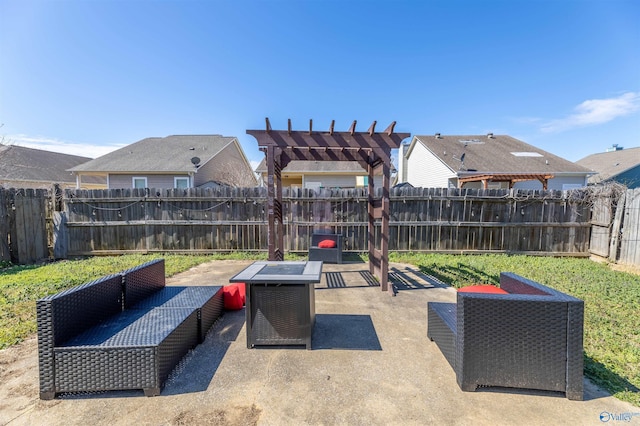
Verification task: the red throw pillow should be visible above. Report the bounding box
[458,285,508,294]
[318,239,337,248]
[236,282,246,305]
[223,284,244,310]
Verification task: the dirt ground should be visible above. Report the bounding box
[590,255,640,275]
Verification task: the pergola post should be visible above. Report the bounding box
[248,118,409,293]
[264,144,287,261]
[264,145,277,260]
[367,159,377,279]
[380,153,391,291]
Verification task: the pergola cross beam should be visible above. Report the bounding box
[247,118,409,293]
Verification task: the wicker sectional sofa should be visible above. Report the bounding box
[37,259,223,400]
[427,272,584,400]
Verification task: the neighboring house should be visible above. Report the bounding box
[0,144,106,189]
[69,135,257,189]
[576,145,640,188]
[397,134,592,190]
[254,160,389,190]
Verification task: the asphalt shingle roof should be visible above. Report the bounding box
[0,144,101,183]
[412,134,591,175]
[69,135,236,173]
[576,147,640,182]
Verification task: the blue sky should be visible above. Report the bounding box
[1,0,639,170]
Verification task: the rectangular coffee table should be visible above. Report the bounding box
[229,261,323,349]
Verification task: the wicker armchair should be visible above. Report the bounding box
[308,233,343,264]
[427,272,584,400]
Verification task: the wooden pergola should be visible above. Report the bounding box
[458,173,555,190]
[247,118,409,293]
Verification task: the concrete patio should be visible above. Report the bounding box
[1,259,638,425]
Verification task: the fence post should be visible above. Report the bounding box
[608,190,626,262]
[0,188,10,262]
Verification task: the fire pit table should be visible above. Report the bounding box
[229,261,323,349]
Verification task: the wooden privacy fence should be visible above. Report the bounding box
[590,186,640,267]
[0,188,50,264]
[58,186,593,257]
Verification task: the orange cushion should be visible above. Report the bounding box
[458,285,508,294]
[318,239,337,248]
[223,284,244,310]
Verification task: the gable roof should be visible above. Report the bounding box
[255,159,389,175]
[69,135,237,173]
[409,134,591,175]
[576,147,640,183]
[0,144,103,184]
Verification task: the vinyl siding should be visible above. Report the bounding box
[108,174,190,189]
[303,175,382,189]
[195,141,257,187]
[406,141,455,188]
[397,143,409,182]
[610,166,640,188]
[514,175,587,190]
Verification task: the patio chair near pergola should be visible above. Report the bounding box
[247,118,409,293]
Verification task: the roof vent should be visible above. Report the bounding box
[511,152,543,157]
[487,133,494,139]
[435,133,441,139]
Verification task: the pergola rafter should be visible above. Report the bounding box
[247,118,409,293]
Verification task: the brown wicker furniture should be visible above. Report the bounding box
[427,272,584,400]
[309,233,343,264]
[230,261,323,349]
[37,259,223,400]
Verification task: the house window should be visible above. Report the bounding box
[356,176,369,187]
[305,181,322,191]
[174,177,189,189]
[132,177,147,189]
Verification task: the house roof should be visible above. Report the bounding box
[576,147,640,183]
[255,159,388,175]
[0,144,104,184]
[410,134,591,175]
[69,135,237,173]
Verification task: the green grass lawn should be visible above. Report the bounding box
[1,252,638,406]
